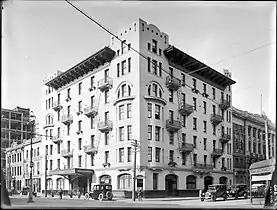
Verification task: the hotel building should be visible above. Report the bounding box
[5,137,43,193]
[42,18,236,197]
[232,107,275,186]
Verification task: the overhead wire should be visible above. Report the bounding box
[64,0,274,111]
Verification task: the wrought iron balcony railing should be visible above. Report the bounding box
[165,76,181,91]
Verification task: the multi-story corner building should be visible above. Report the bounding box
[232,107,275,186]
[1,107,34,180]
[42,18,236,198]
[5,137,43,193]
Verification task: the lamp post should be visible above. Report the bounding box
[27,111,36,203]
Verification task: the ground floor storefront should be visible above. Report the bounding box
[44,166,233,198]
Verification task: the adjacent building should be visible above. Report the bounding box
[1,107,34,180]
[5,137,43,193]
[232,107,275,186]
[42,18,236,197]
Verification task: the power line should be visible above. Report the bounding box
[64,0,274,110]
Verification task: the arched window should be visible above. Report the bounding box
[118,174,132,189]
[56,178,64,190]
[148,82,163,98]
[37,147,40,156]
[117,83,132,98]
[47,179,53,190]
[186,175,196,189]
[48,115,51,124]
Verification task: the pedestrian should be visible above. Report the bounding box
[59,188,63,199]
[138,188,143,201]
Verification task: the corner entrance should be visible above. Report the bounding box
[204,176,213,191]
[165,174,178,196]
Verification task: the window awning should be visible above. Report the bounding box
[49,168,94,176]
[252,174,272,181]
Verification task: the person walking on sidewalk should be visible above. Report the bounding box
[138,188,143,201]
[59,188,63,199]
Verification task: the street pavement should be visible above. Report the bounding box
[2,195,270,209]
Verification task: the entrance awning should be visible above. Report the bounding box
[252,174,272,181]
[49,168,94,176]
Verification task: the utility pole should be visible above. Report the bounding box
[44,147,47,197]
[131,139,138,202]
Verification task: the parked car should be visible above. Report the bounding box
[21,186,37,197]
[227,184,249,199]
[85,184,113,201]
[200,184,228,202]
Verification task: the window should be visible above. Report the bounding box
[152,39,157,53]
[78,120,82,132]
[121,40,126,54]
[119,148,124,163]
[169,131,174,145]
[50,145,53,155]
[152,59,158,75]
[203,121,207,133]
[91,154,95,166]
[148,57,151,72]
[169,67,173,76]
[181,74,185,86]
[128,58,131,72]
[78,82,82,95]
[119,105,124,120]
[193,154,197,166]
[181,115,186,127]
[104,90,109,104]
[50,160,53,170]
[117,63,120,77]
[169,150,174,162]
[193,78,197,89]
[193,97,197,110]
[153,173,158,190]
[127,147,132,162]
[78,138,82,150]
[105,132,109,145]
[213,140,216,151]
[159,49,162,56]
[67,88,71,99]
[155,147,161,162]
[169,89,173,102]
[122,60,126,75]
[127,125,132,140]
[213,124,216,135]
[57,143,60,154]
[78,155,82,167]
[193,118,197,130]
[193,136,197,148]
[203,101,207,114]
[148,147,152,162]
[127,103,132,118]
[212,88,216,99]
[186,175,196,189]
[148,103,152,118]
[90,76,95,88]
[203,83,207,94]
[204,138,207,150]
[155,126,160,141]
[78,101,82,112]
[57,110,60,121]
[119,127,124,141]
[158,62,162,77]
[155,104,161,119]
[118,174,132,189]
[105,151,109,163]
[148,125,152,140]
[91,116,95,129]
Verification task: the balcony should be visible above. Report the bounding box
[97,120,113,132]
[211,148,223,158]
[192,163,213,173]
[165,76,181,91]
[180,143,194,153]
[52,101,63,111]
[84,106,98,118]
[83,145,97,154]
[97,77,113,92]
[61,115,73,125]
[219,99,230,110]
[219,133,231,143]
[179,103,194,116]
[52,136,63,144]
[210,114,223,125]
[61,149,73,158]
[166,119,182,132]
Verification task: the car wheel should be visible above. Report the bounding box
[98,193,104,201]
[85,193,90,200]
[223,194,228,201]
[201,198,204,202]
[106,191,113,200]
[212,195,216,202]
[243,192,248,199]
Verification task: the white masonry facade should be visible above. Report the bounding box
[42,18,236,198]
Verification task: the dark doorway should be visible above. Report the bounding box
[165,174,178,196]
[204,176,213,191]
[219,176,227,185]
[78,177,88,195]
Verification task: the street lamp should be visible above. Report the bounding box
[27,111,36,203]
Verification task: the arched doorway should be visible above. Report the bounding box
[99,175,111,185]
[219,176,227,185]
[165,174,178,196]
[204,176,213,191]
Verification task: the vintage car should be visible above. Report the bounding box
[21,186,37,197]
[227,184,249,199]
[85,184,113,201]
[200,184,228,202]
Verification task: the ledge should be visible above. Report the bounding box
[144,96,167,105]
[113,95,135,106]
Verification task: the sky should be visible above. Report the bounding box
[2,1,276,131]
